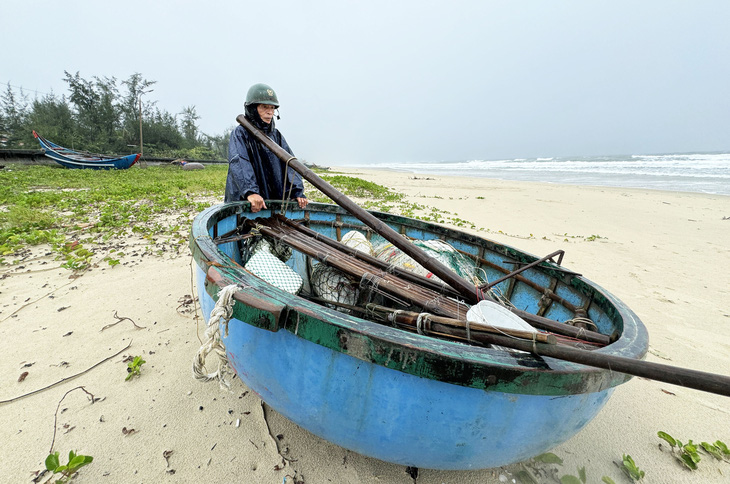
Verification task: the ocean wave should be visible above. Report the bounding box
[365,152,730,195]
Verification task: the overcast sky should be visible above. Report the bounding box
[2,1,729,165]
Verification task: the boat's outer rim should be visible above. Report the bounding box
[190,201,649,395]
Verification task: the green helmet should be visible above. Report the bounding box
[245,83,280,107]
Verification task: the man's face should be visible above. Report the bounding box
[257,104,276,124]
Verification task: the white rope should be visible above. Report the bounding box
[192,284,238,390]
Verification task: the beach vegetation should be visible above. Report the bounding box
[45,450,93,483]
[560,233,606,242]
[657,431,701,470]
[0,165,529,269]
[0,164,224,269]
[620,454,645,481]
[516,453,617,484]
[125,355,146,381]
[700,441,727,461]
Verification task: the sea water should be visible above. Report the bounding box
[367,152,730,196]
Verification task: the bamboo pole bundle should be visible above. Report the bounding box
[278,215,462,299]
[247,216,611,345]
[247,217,471,319]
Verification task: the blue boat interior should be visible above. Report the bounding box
[211,203,621,341]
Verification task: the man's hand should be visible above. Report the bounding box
[296,197,309,209]
[247,193,266,212]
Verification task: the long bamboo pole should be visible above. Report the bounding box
[237,115,484,305]
[310,299,730,397]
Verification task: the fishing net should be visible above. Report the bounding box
[341,230,374,255]
[244,236,292,263]
[310,262,360,314]
[373,238,479,284]
[243,237,302,295]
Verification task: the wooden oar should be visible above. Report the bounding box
[237,114,484,305]
[486,329,730,397]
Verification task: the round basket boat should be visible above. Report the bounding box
[190,201,648,470]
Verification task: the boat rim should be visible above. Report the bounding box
[190,201,649,395]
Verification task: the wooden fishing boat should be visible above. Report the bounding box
[32,131,140,169]
[190,200,650,470]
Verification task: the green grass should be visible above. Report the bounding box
[0,163,566,268]
[0,164,225,264]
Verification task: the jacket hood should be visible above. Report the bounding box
[245,104,275,133]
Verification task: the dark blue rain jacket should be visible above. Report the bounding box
[224,112,305,203]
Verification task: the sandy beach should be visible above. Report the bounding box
[1,167,729,484]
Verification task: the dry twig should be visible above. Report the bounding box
[50,386,95,453]
[100,311,145,331]
[0,341,131,404]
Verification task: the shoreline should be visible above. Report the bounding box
[1,169,728,483]
[332,163,730,198]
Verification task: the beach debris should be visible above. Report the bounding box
[101,310,145,332]
[18,371,28,382]
[62,331,73,337]
[283,473,305,484]
[176,294,196,314]
[121,427,137,436]
[1,343,129,405]
[49,386,95,453]
[162,450,173,467]
[30,469,49,483]
[57,306,69,312]
[405,465,419,481]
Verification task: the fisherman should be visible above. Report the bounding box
[224,83,308,212]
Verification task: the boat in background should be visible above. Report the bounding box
[32,131,140,169]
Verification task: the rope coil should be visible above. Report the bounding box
[192,284,239,390]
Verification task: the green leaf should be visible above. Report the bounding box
[68,450,76,462]
[534,452,564,465]
[700,442,723,460]
[45,452,60,472]
[602,477,616,484]
[657,431,676,447]
[680,453,698,470]
[621,454,645,481]
[560,476,582,484]
[578,466,586,483]
[715,440,730,455]
[68,455,86,468]
[514,469,538,484]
